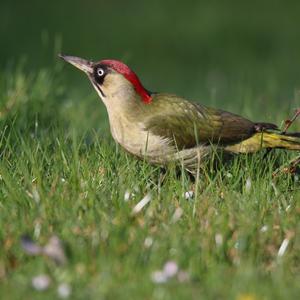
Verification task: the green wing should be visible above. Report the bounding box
[143,94,256,150]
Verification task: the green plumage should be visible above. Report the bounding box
[143,94,262,149]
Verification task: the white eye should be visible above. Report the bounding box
[97,68,105,77]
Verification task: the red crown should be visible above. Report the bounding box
[100,59,152,104]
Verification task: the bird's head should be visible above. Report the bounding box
[59,55,152,109]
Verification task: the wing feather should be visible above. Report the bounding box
[144,94,257,150]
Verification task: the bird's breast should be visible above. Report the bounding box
[108,114,174,161]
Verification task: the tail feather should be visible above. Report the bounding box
[283,132,300,137]
[225,131,300,153]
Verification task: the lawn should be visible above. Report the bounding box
[1,1,300,299]
[0,60,299,300]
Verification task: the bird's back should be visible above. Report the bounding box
[143,93,273,149]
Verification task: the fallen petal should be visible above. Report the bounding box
[184,191,194,200]
[32,274,51,291]
[131,193,152,215]
[32,187,40,204]
[245,178,252,193]
[163,261,178,278]
[151,270,168,284]
[215,233,223,246]
[21,235,42,255]
[57,283,72,299]
[171,207,183,223]
[144,236,153,248]
[260,225,268,233]
[43,235,67,265]
[278,238,289,257]
[177,270,190,282]
[124,189,131,202]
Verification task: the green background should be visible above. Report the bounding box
[1,1,300,299]
[1,0,300,118]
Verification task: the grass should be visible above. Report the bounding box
[0,65,300,300]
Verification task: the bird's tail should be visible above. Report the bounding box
[225,131,300,153]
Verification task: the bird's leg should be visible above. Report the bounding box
[158,167,168,185]
[263,147,273,159]
[281,108,300,134]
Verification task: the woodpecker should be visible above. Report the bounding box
[59,55,300,172]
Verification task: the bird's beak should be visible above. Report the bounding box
[58,54,93,74]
